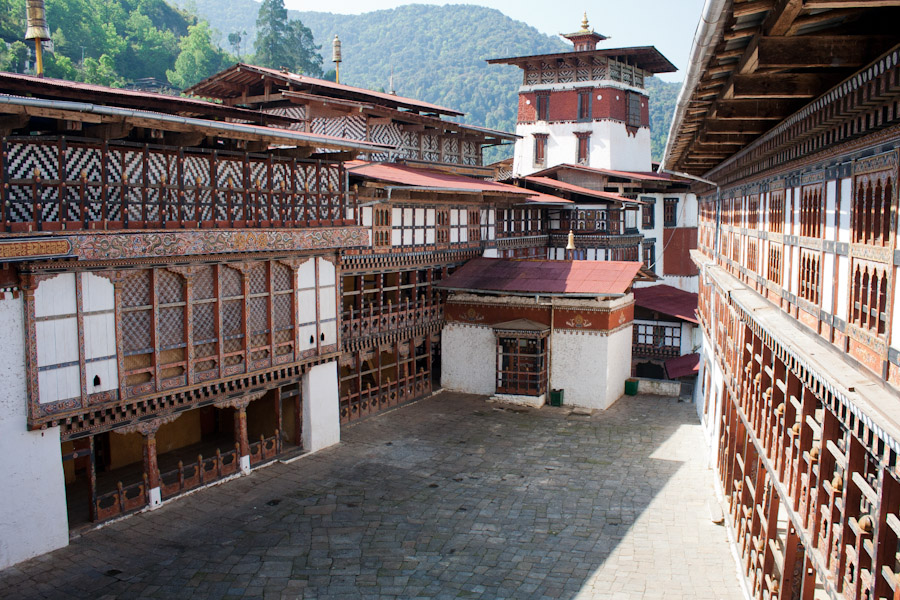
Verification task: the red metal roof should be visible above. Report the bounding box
[187,63,463,117]
[523,176,644,204]
[633,284,699,323]
[533,163,682,183]
[437,258,642,296]
[520,190,573,205]
[665,353,700,379]
[347,161,534,195]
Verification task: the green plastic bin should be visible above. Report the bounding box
[624,378,639,396]
[549,389,564,407]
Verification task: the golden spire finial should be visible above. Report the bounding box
[581,12,590,31]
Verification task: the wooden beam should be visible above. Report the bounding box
[85,121,134,140]
[714,99,803,119]
[730,73,825,98]
[702,119,770,134]
[733,0,776,17]
[755,35,892,69]
[763,0,804,36]
[785,8,859,35]
[804,0,900,6]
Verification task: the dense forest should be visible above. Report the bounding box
[0,0,681,161]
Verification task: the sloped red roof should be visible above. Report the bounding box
[665,353,700,379]
[533,163,681,183]
[187,63,463,117]
[436,258,642,296]
[524,176,644,204]
[347,162,533,196]
[633,284,699,323]
[520,190,573,204]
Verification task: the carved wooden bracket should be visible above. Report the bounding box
[213,389,267,411]
[115,412,182,436]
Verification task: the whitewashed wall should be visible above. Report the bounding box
[440,323,496,395]
[301,361,340,453]
[0,294,69,569]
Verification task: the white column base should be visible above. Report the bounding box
[240,455,251,474]
[148,486,162,508]
[302,361,341,453]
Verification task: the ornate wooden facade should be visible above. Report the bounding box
[665,1,900,597]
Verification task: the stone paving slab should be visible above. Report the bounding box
[0,392,745,600]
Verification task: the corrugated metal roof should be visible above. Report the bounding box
[633,284,698,323]
[347,161,534,195]
[533,163,683,183]
[436,258,642,296]
[665,353,700,379]
[187,63,463,117]
[523,176,644,204]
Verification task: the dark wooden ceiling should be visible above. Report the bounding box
[666,0,900,177]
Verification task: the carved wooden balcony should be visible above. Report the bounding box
[1,137,355,234]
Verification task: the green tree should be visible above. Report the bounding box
[80,54,123,86]
[253,0,321,75]
[166,21,231,89]
[227,29,246,59]
[3,40,28,73]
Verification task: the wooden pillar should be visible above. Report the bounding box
[235,405,250,471]
[143,430,159,506]
[294,381,303,447]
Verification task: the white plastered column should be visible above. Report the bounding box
[301,361,341,453]
[0,294,69,569]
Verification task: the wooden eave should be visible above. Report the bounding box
[666,0,900,176]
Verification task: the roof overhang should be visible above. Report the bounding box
[488,46,677,74]
[661,1,900,178]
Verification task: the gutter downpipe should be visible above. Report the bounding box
[658,0,730,173]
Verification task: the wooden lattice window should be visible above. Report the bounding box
[767,243,783,286]
[798,250,821,305]
[373,206,391,248]
[747,239,758,273]
[799,183,824,238]
[436,209,450,244]
[747,195,759,230]
[577,91,591,121]
[220,266,245,369]
[642,239,655,269]
[853,168,895,246]
[191,266,218,377]
[534,134,548,166]
[850,261,888,335]
[769,190,784,233]
[576,132,590,164]
[536,93,549,121]
[496,334,548,396]
[627,92,642,128]
[641,197,655,229]
[633,322,681,358]
[664,198,678,228]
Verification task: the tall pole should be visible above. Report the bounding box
[332,34,342,84]
[25,0,50,78]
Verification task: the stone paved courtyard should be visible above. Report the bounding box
[0,392,744,600]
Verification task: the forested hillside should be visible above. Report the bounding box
[173,1,681,161]
[0,0,681,161]
[0,0,231,86]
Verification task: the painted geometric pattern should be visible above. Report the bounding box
[558,68,574,83]
[400,130,420,160]
[265,106,307,130]
[423,134,439,162]
[541,70,555,84]
[463,141,481,166]
[443,138,460,163]
[592,66,608,80]
[577,67,591,82]
[369,123,403,162]
[526,70,539,85]
[2,140,346,227]
[273,294,292,330]
[310,115,367,142]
